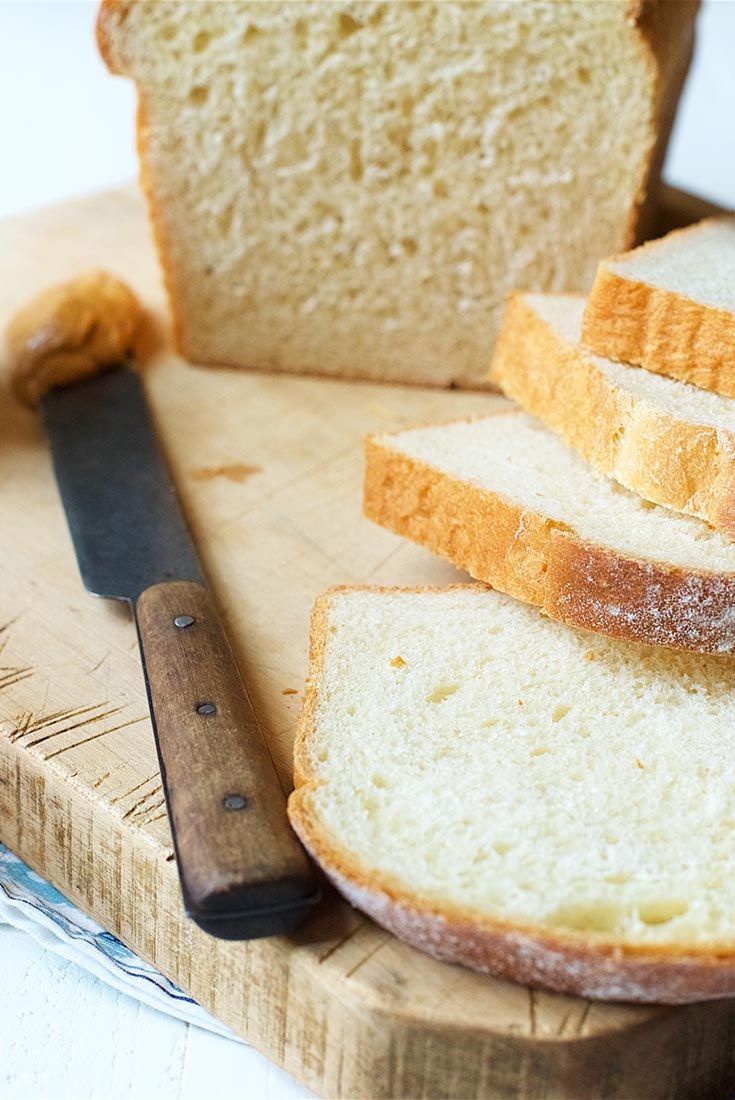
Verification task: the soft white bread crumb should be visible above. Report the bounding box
[532,294,735,428]
[380,412,735,571]
[583,218,735,397]
[489,292,735,537]
[98,0,696,387]
[289,586,735,1002]
[606,218,735,312]
[364,410,735,652]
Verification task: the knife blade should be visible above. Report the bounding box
[40,365,319,939]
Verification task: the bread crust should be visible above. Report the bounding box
[97,0,697,386]
[583,220,735,398]
[364,424,735,653]
[625,0,699,244]
[95,0,131,72]
[490,293,735,539]
[288,585,735,1004]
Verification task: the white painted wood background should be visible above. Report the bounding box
[1,927,306,1099]
[0,2,733,1098]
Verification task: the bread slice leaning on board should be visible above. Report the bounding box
[582,218,735,398]
[364,409,735,653]
[288,586,735,1004]
[97,0,697,388]
[489,292,735,538]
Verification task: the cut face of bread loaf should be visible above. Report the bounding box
[98,0,696,387]
[583,218,735,397]
[489,292,735,538]
[288,586,735,1003]
[365,410,735,653]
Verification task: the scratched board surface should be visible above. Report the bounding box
[0,189,734,1100]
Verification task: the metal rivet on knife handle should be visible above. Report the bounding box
[135,578,319,938]
[223,794,248,811]
[174,614,195,628]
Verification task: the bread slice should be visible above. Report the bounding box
[288,585,735,1003]
[582,219,735,398]
[97,1,696,388]
[489,292,735,538]
[364,409,735,653]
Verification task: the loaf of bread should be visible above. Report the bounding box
[489,292,735,538]
[288,585,735,1003]
[365,409,735,653]
[583,218,735,397]
[97,0,697,387]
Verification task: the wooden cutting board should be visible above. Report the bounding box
[1,187,734,1100]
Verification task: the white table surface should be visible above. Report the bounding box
[1,3,733,1098]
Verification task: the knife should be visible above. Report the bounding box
[37,364,320,939]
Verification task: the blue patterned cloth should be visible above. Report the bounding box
[0,841,240,1041]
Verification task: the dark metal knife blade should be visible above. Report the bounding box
[41,365,319,939]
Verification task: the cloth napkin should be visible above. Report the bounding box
[0,841,241,1041]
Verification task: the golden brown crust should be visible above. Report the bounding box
[5,270,141,405]
[363,425,735,653]
[290,589,333,793]
[95,0,133,73]
[132,93,191,362]
[583,223,735,398]
[287,585,735,1004]
[489,293,735,540]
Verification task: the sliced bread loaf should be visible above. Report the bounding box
[288,585,735,1003]
[489,292,735,538]
[582,218,735,397]
[364,410,735,653]
[98,1,696,387]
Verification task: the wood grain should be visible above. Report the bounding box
[0,187,734,1099]
[135,580,318,937]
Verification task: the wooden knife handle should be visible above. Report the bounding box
[134,580,319,939]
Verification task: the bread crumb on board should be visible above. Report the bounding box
[190,463,261,484]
